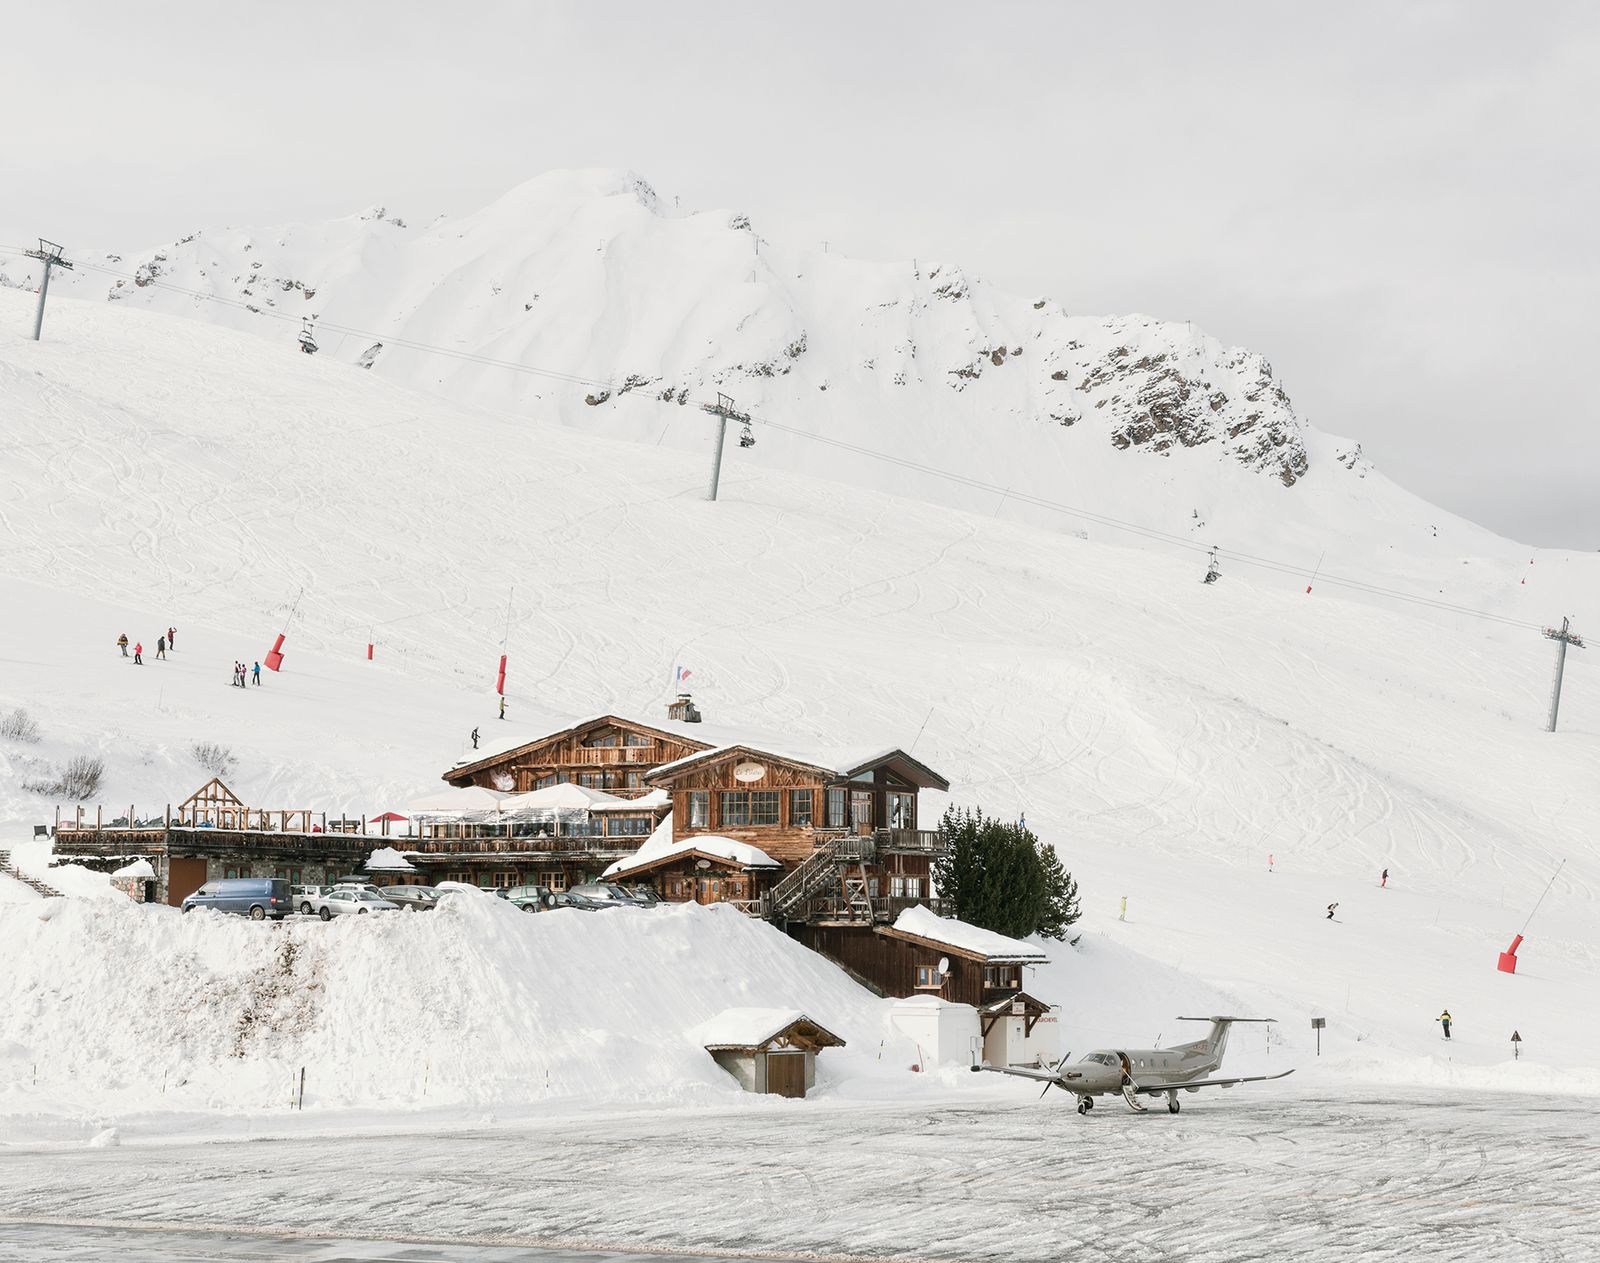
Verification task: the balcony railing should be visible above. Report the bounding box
[569,746,660,765]
[874,828,947,854]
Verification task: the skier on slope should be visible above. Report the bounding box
[252,661,262,686]
[1437,1008,1453,1040]
[1326,902,1339,921]
[117,633,129,657]
[156,635,167,660]
[133,641,143,665]
[499,695,506,721]
[470,727,480,750]
[168,625,177,649]
[1381,868,1389,888]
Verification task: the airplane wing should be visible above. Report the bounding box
[1134,1069,1295,1094]
[969,1064,1075,1085]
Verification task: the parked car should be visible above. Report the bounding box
[622,883,662,907]
[182,878,291,921]
[303,888,400,919]
[505,884,557,913]
[551,890,615,912]
[569,881,652,907]
[377,884,439,911]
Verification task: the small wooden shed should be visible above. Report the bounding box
[692,1008,845,1099]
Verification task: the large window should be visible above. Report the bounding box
[687,792,709,829]
[606,815,651,837]
[584,733,619,748]
[577,772,604,788]
[721,791,778,826]
[851,790,873,830]
[983,966,1018,990]
[888,792,915,830]
[826,787,848,828]
[891,874,922,899]
[624,771,644,789]
[789,789,813,827]
[624,732,653,747]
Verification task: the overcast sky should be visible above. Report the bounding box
[4,1,1596,548]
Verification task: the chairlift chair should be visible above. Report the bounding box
[298,319,319,355]
[738,419,756,448]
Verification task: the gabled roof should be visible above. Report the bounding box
[689,1008,847,1052]
[978,990,1055,1018]
[647,743,949,791]
[444,714,714,784]
[877,906,1050,965]
[605,836,781,881]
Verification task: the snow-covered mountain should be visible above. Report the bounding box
[2,288,1598,1098]
[19,168,1506,575]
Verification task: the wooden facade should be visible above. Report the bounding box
[792,921,1047,1003]
[443,716,712,797]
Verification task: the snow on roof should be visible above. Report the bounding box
[606,833,780,880]
[689,1007,832,1050]
[889,905,1049,963]
[366,846,417,872]
[602,811,675,877]
[111,859,156,879]
[646,740,922,782]
[589,787,670,812]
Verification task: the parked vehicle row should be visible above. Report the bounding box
[182,878,662,921]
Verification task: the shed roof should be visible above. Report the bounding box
[689,1007,846,1052]
[878,906,1050,964]
[605,833,780,881]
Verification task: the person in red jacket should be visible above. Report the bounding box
[133,642,143,665]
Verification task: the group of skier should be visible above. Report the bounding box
[231,660,261,688]
[116,626,177,666]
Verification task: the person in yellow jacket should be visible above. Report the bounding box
[116,633,129,657]
[1437,1009,1453,1040]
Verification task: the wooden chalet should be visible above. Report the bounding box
[443,714,712,797]
[636,742,950,924]
[799,905,1049,1006]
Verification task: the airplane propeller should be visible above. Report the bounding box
[1040,1050,1072,1099]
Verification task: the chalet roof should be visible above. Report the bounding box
[589,787,671,812]
[647,743,950,791]
[499,782,629,811]
[878,906,1050,965]
[689,1008,846,1052]
[605,833,780,881]
[444,714,715,783]
[977,990,1055,1017]
[409,786,509,816]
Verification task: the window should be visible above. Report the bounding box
[624,771,644,789]
[851,790,873,830]
[687,792,709,829]
[493,871,517,888]
[584,733,619,748]
[721,791,751,826]
[538,869,568,891]
[624,732,653,747]
[224,867,240,880]
[826,787,848,828]
[606,815,651,836]
[915,965,943,989]
[888,792,915,830]
[903,875,921,899]
[751,791,779,826]
[789,789,813,827]
[447,871,471,884]
[983,967,1018,989]
[890,874,906,898]
[577,772,604,788]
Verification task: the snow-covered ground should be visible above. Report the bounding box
[4,1090,1595,1262]
[1,283,1597,1151]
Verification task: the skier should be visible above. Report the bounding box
[1437,1008,1453,1040]
[156,635,167,660]
[168,625,177,649]
[499,695,506,721]
[117,633,129,658]
[1381,868,1389,888]
[1268,853,1274,873]
[251,661,262,686]
[133,641,143,665]
[1326,902,1338,921]
[470,727,480,750]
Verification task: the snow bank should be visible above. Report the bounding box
[0,893,899,1123]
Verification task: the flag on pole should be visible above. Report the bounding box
[675,665,693,686]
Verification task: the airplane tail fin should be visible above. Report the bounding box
[1174,1016,1274,1060]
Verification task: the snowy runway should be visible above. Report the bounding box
[4,1090,1593,1262]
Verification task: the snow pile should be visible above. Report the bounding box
[0,891,898,1120]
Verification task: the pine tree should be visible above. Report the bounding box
[934,806,1079,941]
[1035,842,1081,942]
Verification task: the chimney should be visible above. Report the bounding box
[667,693,702,724]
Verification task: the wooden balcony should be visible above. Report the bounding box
[408,836,631,858]
[874,828,947,855]
[569,746,661,765]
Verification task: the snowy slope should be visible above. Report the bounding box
[1,289,1598,1119]
[13,168,1534,577]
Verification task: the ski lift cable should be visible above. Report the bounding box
[55,256,1546,632]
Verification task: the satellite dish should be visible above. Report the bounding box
[937,957,950,976]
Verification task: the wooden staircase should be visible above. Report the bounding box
[0,848,66,899]
[769,835,877,921]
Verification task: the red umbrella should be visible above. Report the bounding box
[370,811,409,822]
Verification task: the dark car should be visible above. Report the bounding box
[551,890,614,912]
[182,877,291,921]
[378,884,439,911]
[568,881,652,908]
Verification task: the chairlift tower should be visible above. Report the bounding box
[24,238,73,342]
[1542,616,1585,732]
[700,393,753,501]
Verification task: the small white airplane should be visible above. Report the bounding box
[971,1015,1293,1115]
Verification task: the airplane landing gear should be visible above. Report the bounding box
[1077,1097,1089,1115]
[1167,1093,1181,1114]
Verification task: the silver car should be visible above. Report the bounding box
[314,889,400,920]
